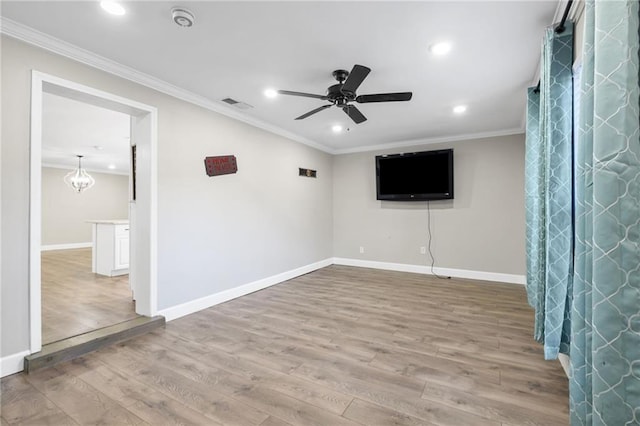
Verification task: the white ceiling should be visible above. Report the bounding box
[1,1,558,154]
[42,93,131,174]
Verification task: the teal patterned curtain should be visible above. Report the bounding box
[570,1,640,424]
[525,88,545,343]
[525,22,574,360]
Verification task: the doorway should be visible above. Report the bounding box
[40,92,135,344]
[29,71,158,354]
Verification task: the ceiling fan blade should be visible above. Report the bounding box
[341,65,371,94]
[343,105,367,124]
[295,104,332,120]
[356,92,413,103]
[278,90,328,100]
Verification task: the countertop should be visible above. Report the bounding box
[86,220,129,225]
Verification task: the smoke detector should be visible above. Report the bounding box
[171,7,194,27]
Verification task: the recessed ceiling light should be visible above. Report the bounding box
[264,89,278,98]
[430,42,452,55]
[100,1,126,16]
[94,145,104,150]
[453,105,467,114]
[108,164,116,170]
[332,125,343,133]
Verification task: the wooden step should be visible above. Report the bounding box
[24,316,165,373]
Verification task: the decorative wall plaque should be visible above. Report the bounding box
[299,168,317,178]
[205,155,238,177]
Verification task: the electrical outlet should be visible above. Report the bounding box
[359,246,365,254]
[420,246,426,254]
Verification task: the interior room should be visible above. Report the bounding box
[2,1,638,425]
[40,92,136,344]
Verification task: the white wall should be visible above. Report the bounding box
[333,134,526,276]
[41,167,129,246]
[155,99,333,309]
[1,36,333,358]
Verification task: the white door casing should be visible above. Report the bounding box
[29,71,158,353]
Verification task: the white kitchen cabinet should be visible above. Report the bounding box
[88,220,129,277]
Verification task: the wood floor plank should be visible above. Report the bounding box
[56,356,222,425]
[3,264,568,425]
[421,381,566,426]
[343,398,432,426]
[133,331,355,416]
[24,367,147,425]
[435,346,567,381]
[292,361,499,426]
[96,343,270,425]
[0,374,76,425]
[231,385,361,426]
[257,373,354,416]
[5,410,78,425]
[369,349,501,386]
[144,330,362,417]
[330,333,439,359]
[148,330,279,381]
[41,248,137,344]
[259,416,294,426]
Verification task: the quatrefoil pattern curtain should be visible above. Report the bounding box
[527,1,640,424]
[525,22,574,360]
[570,1,640,424]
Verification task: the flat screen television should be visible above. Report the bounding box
[376,149,454,201]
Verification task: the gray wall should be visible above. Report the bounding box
[41,167,129,246]
[1,36,333,357]
[333,134,526,275]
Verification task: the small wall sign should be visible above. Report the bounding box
[299,168,317,178]
[205,155,238,177]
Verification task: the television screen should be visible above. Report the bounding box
[376,149,453,201]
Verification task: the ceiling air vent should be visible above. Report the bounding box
[221,98,254,110]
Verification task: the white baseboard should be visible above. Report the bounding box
[332,258,525,285]
[41,242,92,251]
[159,257,523,322]
[2,256,523,378]
[558,353,570,378]
[158,258,334,321]
[0,350,29,377]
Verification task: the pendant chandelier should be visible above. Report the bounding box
[64,155,95,193]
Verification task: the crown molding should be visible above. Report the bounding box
[1,17,527,158]
[333,127,524,155]
[0,17,334,155]
[41,162,130,176]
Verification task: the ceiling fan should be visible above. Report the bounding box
[277,64,413,124]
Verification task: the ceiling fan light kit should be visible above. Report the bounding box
[277,64,413,124]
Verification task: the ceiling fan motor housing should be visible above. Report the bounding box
[327,83,355,106]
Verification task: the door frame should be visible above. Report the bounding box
[29,71,158,353]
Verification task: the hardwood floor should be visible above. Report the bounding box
[2,266,569,425]
[41,248,138,344]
